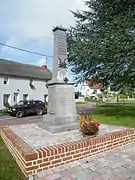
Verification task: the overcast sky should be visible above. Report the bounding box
[0,0,85,71]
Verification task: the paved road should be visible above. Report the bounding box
[36,143,135,180]
[0,114,43,126]
[76,102,97,115]
[0,102,97,126]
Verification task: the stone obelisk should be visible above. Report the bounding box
[42,26,78,133]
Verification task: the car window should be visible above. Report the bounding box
[17,101,24,106]
[36,101,44,105]
[30,101,36,105]
[24,101,30,105]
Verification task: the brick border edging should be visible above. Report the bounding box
[0,126,38,176]
[1,126,135,177]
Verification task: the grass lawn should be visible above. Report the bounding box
[0,109,8,115]
[76,101,86,104]
[93,103,135,128]
[0,137,25,180]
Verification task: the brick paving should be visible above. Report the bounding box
[36,143,135,180]
[10,123,127,148]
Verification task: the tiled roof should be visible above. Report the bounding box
[86,79,101,89]
[0,59,52,80]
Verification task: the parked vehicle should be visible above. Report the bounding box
[7,100,47,118]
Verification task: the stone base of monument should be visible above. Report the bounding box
[1,123,135,179]
[41,81,78,133]
[38,121,79,134]
[38,114,79,133]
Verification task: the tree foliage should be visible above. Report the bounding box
[67,0,135,92]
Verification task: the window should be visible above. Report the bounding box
[23,94,28,100]
[44,94,48,103]
[29,79,35,89]
[13,92,19,105]
[30,79,34,85]
[3,94,10,106]
[17,101,24,106]
[31,101,36,105]
[25,101,30,105]
[4,77,8,84]
[36,101,44,105]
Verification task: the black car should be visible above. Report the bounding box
[7,100,47,118]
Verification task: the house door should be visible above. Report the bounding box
[3,94,10,107]
[14,93,18,105]
[44,94,48,104]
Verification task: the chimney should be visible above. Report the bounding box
[41,58,48,69]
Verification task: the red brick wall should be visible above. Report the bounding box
[1,126,135,177]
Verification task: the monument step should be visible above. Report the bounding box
[46,122,79,133]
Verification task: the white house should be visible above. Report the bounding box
[0,59,52,109]
[80,79,102,99]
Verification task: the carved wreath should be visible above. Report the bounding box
[58,57,68,71]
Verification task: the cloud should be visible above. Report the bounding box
[0,0,86,65]
[0,36,27,56]
[36,58,47,66]
[0,0,85,39]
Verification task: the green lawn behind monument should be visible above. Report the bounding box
[93,103,135,128]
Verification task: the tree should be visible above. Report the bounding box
[67,0,135,93]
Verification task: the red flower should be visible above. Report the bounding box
[79,115,100,136]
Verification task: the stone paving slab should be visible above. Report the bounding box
[10,123,127,149]
[35,143,135,180]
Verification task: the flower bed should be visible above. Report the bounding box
[79,114,100,136]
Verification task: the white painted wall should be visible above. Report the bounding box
[80,82,102,99]
[0,75,48,109]
[75,97,85,103]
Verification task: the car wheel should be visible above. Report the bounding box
[16,111,24,118]
[36,109,43,115]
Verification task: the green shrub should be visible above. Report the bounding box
[4,102,10,108]
[85,97,91,101]
[119,94,128,99]
[76,101,85,104]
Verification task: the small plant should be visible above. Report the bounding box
[29,80,35,90]
[4,102,10,108]
[79,114,100,136]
